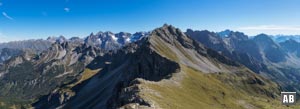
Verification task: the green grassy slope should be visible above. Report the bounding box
[141,28,299,108]
[139,65,298,109]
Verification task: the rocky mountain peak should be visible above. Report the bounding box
[46,35,67,44]
[186,29,222,43]
[228,31,248,40]
[218,29,233,38]
[186,28,194,33]
[254,34,273,42]
[280,39,300,57]
[186,29,214,36]
[115,32,131,44]
[185,29,229,53]
[130,32,149,42]
[254,34,287,62]
[69,37,84,44]
[150,24,195,49]
[253,34,280,49]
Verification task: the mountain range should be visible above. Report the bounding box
[270,35,300,43]
[0,24,300,109]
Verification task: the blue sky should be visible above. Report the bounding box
[0,0,300,42]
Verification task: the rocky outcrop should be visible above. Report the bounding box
[84,32,128,50]
[84,31,149,50]
[186,29,266,72]
[253,34,287,63]
[0,42,102,102]
[0,48,24,63]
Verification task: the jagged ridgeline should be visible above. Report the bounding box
[0,24,299,109]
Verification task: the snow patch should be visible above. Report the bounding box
[55,70,73,78]
[125,38,131,42]
[111,35,118,41]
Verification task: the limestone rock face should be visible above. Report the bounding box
[0,42,101,102]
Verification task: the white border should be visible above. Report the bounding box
[281,92,296,94]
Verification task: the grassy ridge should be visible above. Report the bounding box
[68,68,101,88]
[145,32,299,108]
[140,65,297,109]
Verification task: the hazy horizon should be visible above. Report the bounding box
[1,25,300,43]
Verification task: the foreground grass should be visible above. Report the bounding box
[0,97,33,109]
[68,68,101,88]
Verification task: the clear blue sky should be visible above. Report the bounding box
[0,0,300,42]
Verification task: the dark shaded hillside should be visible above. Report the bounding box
[253,34,287,63]
[186,29,265,73]
[280,39,300,57]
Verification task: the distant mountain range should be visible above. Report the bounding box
[0,25,300,108]
[0,31,149,63]
[270,35,300,43]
